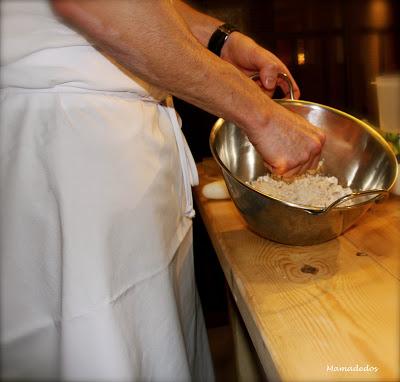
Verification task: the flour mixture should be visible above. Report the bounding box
[249,171,353,208]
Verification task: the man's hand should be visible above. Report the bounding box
[246,101,325,178]
[219,32,324,177]
[221,33,300,99]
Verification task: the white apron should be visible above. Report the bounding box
[0,1,213,381]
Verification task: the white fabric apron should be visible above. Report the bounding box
[0,1,213,381]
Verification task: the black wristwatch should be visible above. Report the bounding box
[207,23,239,57]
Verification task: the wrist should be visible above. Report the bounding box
[237,95,274,138]
[207,23,240,57]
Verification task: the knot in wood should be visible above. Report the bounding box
[300,264,319,275]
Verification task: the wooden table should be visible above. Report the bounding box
[193,159,400,382]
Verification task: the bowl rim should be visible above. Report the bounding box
[210,99,398,213]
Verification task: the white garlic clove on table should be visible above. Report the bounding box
[202,180,230,200]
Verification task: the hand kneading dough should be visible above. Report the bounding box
[202,180,230,199]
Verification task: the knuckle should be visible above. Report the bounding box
[272,166,284,175]
[309,139,322,154]
[284,158,296,169]
[274,160,290,174]
[267,62,279,73]
[298,152,310,165]
[319,131,326,144]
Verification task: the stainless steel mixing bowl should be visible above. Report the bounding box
[210,75,398,245]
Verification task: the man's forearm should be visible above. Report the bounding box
[51,0,272,133]
[51,0,324,175]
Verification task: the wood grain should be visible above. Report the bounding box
[344,196,400,279]
[194,159,400,382]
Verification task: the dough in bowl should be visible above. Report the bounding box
[249,172,353,208]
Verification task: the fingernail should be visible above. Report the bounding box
[265,77,276,89]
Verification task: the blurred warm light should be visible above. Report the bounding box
[297,39,305,66]
[368,0,390,28]
[297,52,305,65]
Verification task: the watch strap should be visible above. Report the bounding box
[207,23,239,57]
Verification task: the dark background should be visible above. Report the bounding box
[175,0,400,327]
